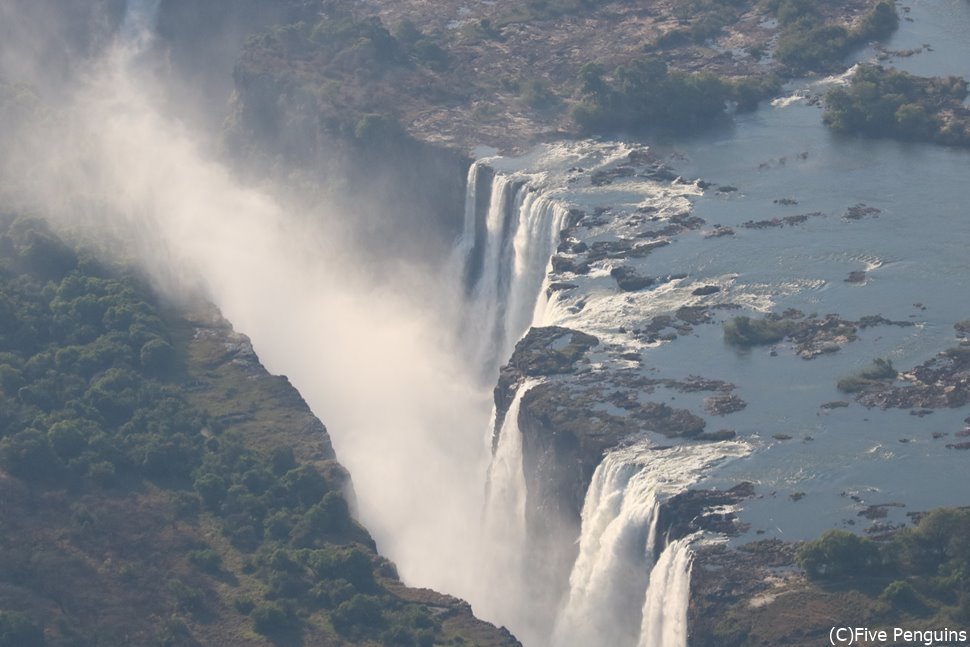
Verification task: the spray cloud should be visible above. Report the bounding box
[0,0,497,608]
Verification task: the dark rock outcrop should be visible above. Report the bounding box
[658,482,756,545]
[495,326,599,425]
[611,266,655,291]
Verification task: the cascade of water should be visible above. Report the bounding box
[455,160,481,266]
[457,163,571,378]
[638,537,694,647]
[478,379,539,635]
[463,173,516,372]
[553,441,750,647]
[505,191,570,336]
[552,452,662,647]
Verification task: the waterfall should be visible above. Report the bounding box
[506,190,570,334]
[552,454,661,647]
[457,164,570,377]
[455,161,481,266]
[638,538,694,647]
[553,441,749,647]
[483,379,533,562]
[478,379,539,638]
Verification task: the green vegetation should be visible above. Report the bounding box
[393,19,449,70]
[519,78,559,110]
[767,0,899,73]
[237,12,420,149]
[0,217,202,488]
[699,510,970,647]
[723,316,793,347]
[572,58,781,135]
[664,0,749,45]
[797,529,883,578]
[824,65,970,146]
[837,358,897,393]
[798,509,970,622]
[485,0,597,28]
[0,215,509,646]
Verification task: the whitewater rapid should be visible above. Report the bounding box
[456,147,752,647]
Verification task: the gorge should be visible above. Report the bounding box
[2,0,970,646]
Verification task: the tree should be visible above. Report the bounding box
[194,473,228,511]
[331,594,384,635]
[251,603,293,636]
[578,62,609,103]
[900,508,970,574]
[0,428,60,482]
[140,338,176,376]
[797,529,882,579]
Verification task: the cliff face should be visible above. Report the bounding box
[179,308,523,647]
[0,215,519,647]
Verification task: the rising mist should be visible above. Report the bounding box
[0,0,503,620]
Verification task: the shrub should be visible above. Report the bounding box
[775,19,849,72]
[233,597,255,615]
[519,79,557,109]
[87,460,117,487]
[310,579,355,609]
[304,546,376,592]
[881,580,920,608]
[797,529,883,579]
[281,464,329,508]
[154,615,193,647]
[572,56,733,135]
[187,549,222,574]
[140,338,177,376]
[898,508,970,575]
[194,473,228,511]
[269,446,296,475]
[47,421,88,460]
[413,40,448,70]
[167,578,205,614]
[855,1,899,42]
[723,316,791,347]
[354,114,406,148]
[837,358,896,393]
[290,492,351,546]
[331,594,384,635]
[0,428,61,482]
[251,603,293,636]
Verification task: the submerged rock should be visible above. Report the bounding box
[692,284,722,296]
[696,428,738,441]
[844,203,882,220]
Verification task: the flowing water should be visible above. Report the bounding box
[467,3,970,643]
[552,443,749,647]
[24,2,970,646]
